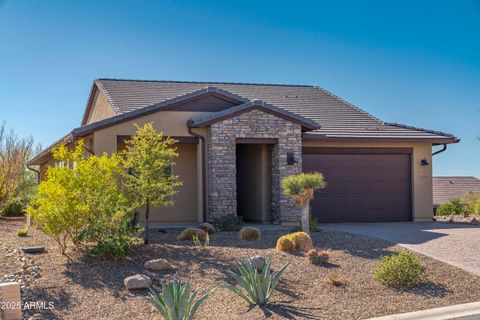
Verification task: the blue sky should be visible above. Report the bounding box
[0,0,479,176]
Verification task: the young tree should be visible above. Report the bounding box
[281,172,326,234]
[123,123,181,244]
[0,122,34,207]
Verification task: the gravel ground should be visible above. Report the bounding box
[2,220,480,320]
[434,214,480,224]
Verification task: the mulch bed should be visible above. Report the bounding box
[2,220,480,320]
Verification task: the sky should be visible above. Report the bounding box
[0,0,479,176]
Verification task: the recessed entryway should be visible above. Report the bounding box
[236,143,272,223]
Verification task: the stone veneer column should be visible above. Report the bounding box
[207,109,302,223]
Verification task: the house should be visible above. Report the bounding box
[27,79,459,225]
[433,176,480,211]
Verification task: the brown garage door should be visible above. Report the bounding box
[303,148,412,223]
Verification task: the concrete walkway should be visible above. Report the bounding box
[322,222,480,275]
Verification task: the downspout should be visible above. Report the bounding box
[187,122,207,223]
[432,144,447,156]
[26,164,40,185]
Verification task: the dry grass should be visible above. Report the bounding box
[325,272,347,287]
[3,220,480,319]
[177,228,206,241]
[239,227,261,241]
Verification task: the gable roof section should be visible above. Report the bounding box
[188,99,320,130]
[433,176,480,206]
[92,79,458,143]
[74,86,249,137]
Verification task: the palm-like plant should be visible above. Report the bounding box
[149,279,211,320]
[223,257,289,306]
[281,172,326,234]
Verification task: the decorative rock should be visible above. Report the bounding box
[29,314,47,320]
[21,246,45,254]
[199,223,216,234]
[124,274,152,290]
[250,255,265,271]
[144,258,172,271]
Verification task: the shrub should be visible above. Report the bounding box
[436,198,465,216]
[307,248,330,265]
[373,251,425,288]
[149,279,211,320]
[292,218,320,233]
[17,225,28,237]
[224,257,289,306]
[276,236,295,253]
[177,228,206,241]
[27,141,136,255]
[193,232,210,249]
[462,192,480,215]
[1,198,24,217]
[325,272,347,287]
[239,227,261,241]
[287,232,313,252]
[210,215,242,231]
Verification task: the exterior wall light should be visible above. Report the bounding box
[420,159,430,166]
[287,153,298,165]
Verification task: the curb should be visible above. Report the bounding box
[368,302,480,320]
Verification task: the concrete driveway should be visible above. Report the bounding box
[322,222,480,275]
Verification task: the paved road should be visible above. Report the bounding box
[322,222,480,275]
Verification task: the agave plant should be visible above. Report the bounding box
[223,257,289,306]
[149,279,211,320]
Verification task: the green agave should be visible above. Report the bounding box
[224,257,289,306]
[149,279,211,320]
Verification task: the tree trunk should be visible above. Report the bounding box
[144,198,150,245]
[300,204,310,235]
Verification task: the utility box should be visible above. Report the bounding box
[0,282,22,320]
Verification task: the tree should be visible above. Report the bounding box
[0,122,34,207]
[123,123,181,244]
[281,172,326,234]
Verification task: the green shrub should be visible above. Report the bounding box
[1,198,24,217]
[17,225,28,237]
[373,251,425,288]
[436,198,465,216]
[462,192,480,215]
[224,257,289,306]
[210,215,242,231]
[27,141,136,255]
[149,279,211,320]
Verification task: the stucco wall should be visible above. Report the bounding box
[302,140,433,221]
[92,111,208,223]
[85,90,117,124]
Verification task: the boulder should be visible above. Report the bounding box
[199,223,216,234]
[250,255,265,271]
[21,246,45,254]
[124,274,152,290]
[144,258,172,271]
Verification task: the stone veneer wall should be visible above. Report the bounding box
[207,109,302,223]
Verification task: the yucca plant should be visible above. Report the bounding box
[223,257,289,306]
[149,279,211,320]
[281,172,326,234]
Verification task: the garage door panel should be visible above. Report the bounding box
[303,152,412,222]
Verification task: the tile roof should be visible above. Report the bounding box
[433,176,480,206]
[93,78,458,142]
[188,99,320,130]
